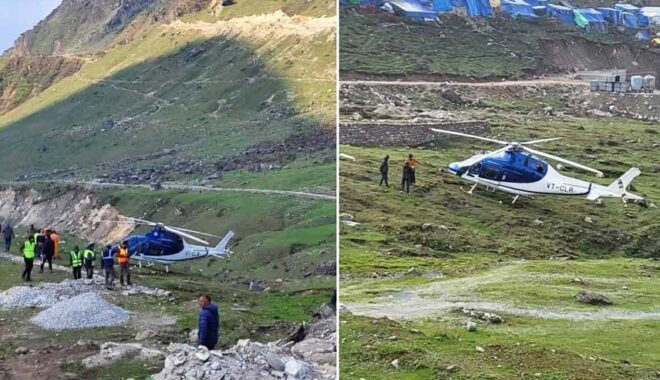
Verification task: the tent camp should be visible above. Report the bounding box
[547,4,574,23]
[597,7,623,24]
[465,0,493,16]
[615,3,640,14]
[501,0,538,19]
[387,0,438,20]
[574,8,606,33]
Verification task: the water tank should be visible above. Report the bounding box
[630,75,643,91]
[643,75,656,90]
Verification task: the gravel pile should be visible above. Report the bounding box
[0,286,64,308]
[31,292,130,330]
[0,276,170,311]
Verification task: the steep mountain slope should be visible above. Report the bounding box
[0,0,336,192]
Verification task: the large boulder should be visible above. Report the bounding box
[575,291,613,305]
[292,338,336,365]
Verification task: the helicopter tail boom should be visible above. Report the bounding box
[587,168,643,202]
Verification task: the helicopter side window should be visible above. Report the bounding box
[147,244,165,256]
[480,165,500,181]
[468,162,482,176]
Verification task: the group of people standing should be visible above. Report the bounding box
[6,223,133,290]
[379,154,422,194]
[17,225,61,281]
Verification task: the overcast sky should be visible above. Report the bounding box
[0,0,63,54]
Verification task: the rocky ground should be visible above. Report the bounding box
[77,303,337,380]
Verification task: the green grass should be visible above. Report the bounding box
[340,314,660,380]
[339,85,660,378]
[0,7,335,187]
[339,10,643,79]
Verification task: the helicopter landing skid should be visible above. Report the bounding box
[462,183,478,194]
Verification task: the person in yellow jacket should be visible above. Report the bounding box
[83,243,96,279]
[21,235,36,282]
[70,246,83,280]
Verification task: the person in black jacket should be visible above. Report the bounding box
[401,161,414,194]
[379,155,389,187]
[197,294,219,350]
[40,231,55,273]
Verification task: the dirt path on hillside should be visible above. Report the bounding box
[165,10,336,40]
[341,77,588,88]
[345,263,660,321]
[0,180,336,201]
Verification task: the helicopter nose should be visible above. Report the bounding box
[448,162,463,174]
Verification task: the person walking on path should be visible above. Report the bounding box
[70,246,83,280]
[102,245,116,290]
[197,294,219,350]
[401,161,414,194]
[83,243,96,279]
[379,155,389,187]
[40,232,55,273]
[117,241,132,286]
[2,223,15,252]
[21,235,36,282]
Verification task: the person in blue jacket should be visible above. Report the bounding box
[197,294,219,350]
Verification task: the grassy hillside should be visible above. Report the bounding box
[339,10,655,80]
[0,0,336,192]
[338,82,660,378]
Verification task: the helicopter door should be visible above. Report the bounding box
[479,163,503,188]
[467,162,482,176]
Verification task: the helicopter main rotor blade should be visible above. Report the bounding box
[522,146,604,177]
[520,137,562,145]
[170,226,221,238]
[163,226,209,245]
[456,146,510,168]
[431,128,508,145]
[120,216,158,225]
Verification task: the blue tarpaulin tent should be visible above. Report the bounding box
[636,29,650,40]
[340,0,384,6]
[451,0,467,8]
[615,3,640,14]
[637,13,650,27]
[525,0,547,6]
[597,7,623,24]
[547,4,574,24]
[432,0,453,11]
[575,8,607,32]
[622,11,638,27]
[388,0,438,20]
[502,0,537,18]
[466,0,492,16]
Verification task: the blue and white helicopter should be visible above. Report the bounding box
[99,216,235,270]
[431,128,644,204]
